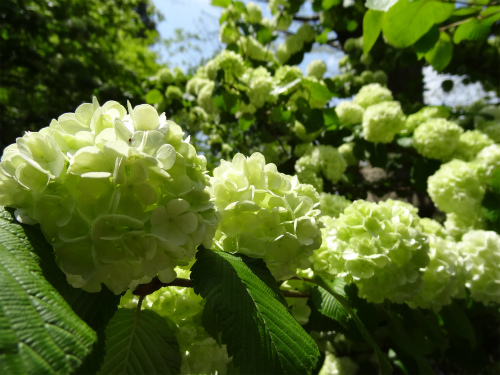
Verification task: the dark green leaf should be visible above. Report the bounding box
[414,25,440,59]
[191,248,320,375]
[441,303,476,348]
[363,10,385,55]
[302,79,334,101]
[383,0,454,48]
[312,285,350,327]
[425,31,453,72]
[314,275,392,375]
[323,107,340,130]
[99,308,181,375]
[239,114,255,131]
[0,207,96,375]
[256,27,274,45]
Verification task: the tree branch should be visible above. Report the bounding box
[293,15,320,22]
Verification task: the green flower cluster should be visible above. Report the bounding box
[427,159,485,218]
[0,99,219,294]
[319,192,351,218]
[353,83,393,109]
[276,24,316,64]
[295,145,347,192]
[475,105,500,142]
[452,130,494,161]
[444,212,486,241]
[475,144,500,179]
[311,200,429,303]
[458,230,500,305]
[362,101,406,143]
[245,2,262,23]
[338,142,358,166]
[120,269,231,374]
[402,106,450,135]
[413,118,463,161]
[211,152,322,280]
[408,219,465,311]
[306,60,327,80]
[335,101,364,128]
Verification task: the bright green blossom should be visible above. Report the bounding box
[319,193,351,218]
[311,200,430,303]
[458,230,500,305]
[353,83,393,109]
[306,60,327,80]
[295,145,347,186]
[335,101,364,128]
[245,2,262,23]
[427,159,485,217]
[0,99,219,294]
[338,142,358,166]
[452,130,493,161]
[211,152,322,280]
[402,106,450,135]
[413,118,463,161]
[362,101,406,143]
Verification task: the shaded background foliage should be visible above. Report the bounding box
[0,0,160,148]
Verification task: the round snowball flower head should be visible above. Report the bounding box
[353,83,393,109]
[275,65,303,84]
[408,233,465,311]
[121,269,231,375]
[444,212,486,241]
[475,144,500,179]
[319,193,351,218]
[0,99,219,294]
[413,118,463,161]
[306,60,327,80]
[475,105,500,142]
[458,230,500,305]
[211,152,323,280]
[245,2,262,23]
[157,68,174,85]
[427,159,485,218]
[402,106,450,135]
[452,130,493,161]
[335,101,364,128]
[295,145,347,186]
[362,101,406,143]
[311,200,430,303]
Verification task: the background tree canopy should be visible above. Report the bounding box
[0,0,499,374]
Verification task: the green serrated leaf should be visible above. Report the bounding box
[314,275,393,375]
[0,207,96,375]
[312,285,350,327]
[440,303,476,348]
[99,308,181,375]
[323,107,339,130]
[145,89,163,104]
[425,31,453,72]
[322,0,340,10]
[191,248,320,375]
[453,18,490,44]
[383,0,454,48]
[363,10,385,55]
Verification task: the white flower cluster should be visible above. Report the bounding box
[413,118,463,161]
[362,101,406,143]
[211,152,323,280]
[0,99,219,294]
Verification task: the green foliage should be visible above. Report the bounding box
[0,207,96,374]
[99,308,181,374]
[191,247,320,375]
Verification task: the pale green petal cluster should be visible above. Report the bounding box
[475,144,500,179]
[245,2,262,23]
[219,22,241,45]
[353,83,393,109]
[419,218,448,238]
[402,106,449,135]
[427,160,485,217]
[295,145,347,188]
[247,75,274,108]
[319,193,351,218]
[306,60,327,80]
[335,102,364,128]
[311,200,430,303]
[157,68,174,85]
[120,269,231,375]
[275,66,303,84]
[166,85,183,101]
[362,101,406,143]
[458,230,500,305]
[238,36,272,62]
[319,352,358,375]
[452,130,493,161]
[413,118,463,160]
[408,230,465,311]
[444,212,486,241]
[338,142,358,166]
[0,99,218,294]
[211,152,322,280]
[292,121,322,142]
